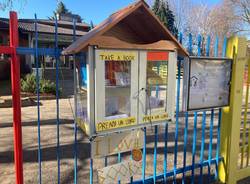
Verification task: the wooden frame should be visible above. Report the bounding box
[81,48,177,137]
[138,51,176,125]
[87,46,95,136]
[94,49,139,134]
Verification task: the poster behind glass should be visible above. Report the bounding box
[187,57,232,110]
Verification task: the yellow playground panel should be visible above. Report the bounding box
[219,37,250,184]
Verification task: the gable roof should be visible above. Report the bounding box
[63,0,188,56]
[0,18,90,36]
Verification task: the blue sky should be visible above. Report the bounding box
[0,0,220,24]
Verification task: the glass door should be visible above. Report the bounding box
[95,49,139,133]
[139,51,175,124]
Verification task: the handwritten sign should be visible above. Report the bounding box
[99,51,136,61]
[98,160,142,184]
[142,113,169,123]
[96,117,136,132]
[91,130,144,158]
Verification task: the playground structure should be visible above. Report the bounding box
[0,1,250,184]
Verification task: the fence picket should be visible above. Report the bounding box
[73,18,78,184]
[179,32,189,184]
[209,36,218,182]
[153,126,158,184]
[54,16,61,184]
[34,13,42,184]
[163,123,168,183]
[142,127,147,183]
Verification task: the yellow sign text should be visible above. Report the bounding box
[143,113,169,123]
[96,117,136,132]
[99,52,136,61]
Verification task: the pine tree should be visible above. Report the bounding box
[50,1,70,20]
[90,20,95,29]
[152,0,178,38]
[152,0,160,16]
[56,1,69,14]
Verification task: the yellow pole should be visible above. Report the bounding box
[219,37,247,184]
[241,58,250,168]
[247,57,250,166]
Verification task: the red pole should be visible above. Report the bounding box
[9,11,23,184]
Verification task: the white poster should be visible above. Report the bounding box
[188,58,232,110]
[91,130,144,158]
[98,160,142,184]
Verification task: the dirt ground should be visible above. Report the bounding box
[0,79,249,184]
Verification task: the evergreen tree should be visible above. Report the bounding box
[50,1,70,20]
[90,20,95,29]
[152,0,160,16]
[152,0,178,37]
[56,1,69,14]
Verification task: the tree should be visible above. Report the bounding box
[152,0,178,37]
[90,20,95,29]
[191,1,241,55]
[227,0,250,35]
[0,0,26,10]
[167,0,193,33]
[229,0,250,24]
[0,0,12,10]
[184,1,240,39]
[49,1,83,22]
[152,0,161,16]
[50,1,70,20]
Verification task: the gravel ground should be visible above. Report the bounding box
[0,80,249,184]
[0,98,223,184]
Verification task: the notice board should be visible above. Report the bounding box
[183,57,232,111]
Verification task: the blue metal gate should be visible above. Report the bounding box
[0,12,228,184]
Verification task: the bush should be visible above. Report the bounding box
[21,74,61,95]
[40,79,57,95]
[21,74,36,93]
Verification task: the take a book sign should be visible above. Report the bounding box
[91,130,144,158]
[98,51,136,61]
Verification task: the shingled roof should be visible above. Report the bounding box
[0,18,90,36]
[63,0,188,56]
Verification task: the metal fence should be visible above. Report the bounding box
[0,11,249,184]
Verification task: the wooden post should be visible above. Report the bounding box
[9,11,24,184]
[219,36,247,184]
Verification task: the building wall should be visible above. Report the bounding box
[29,33,74,70]
[0,28,77,80]
[0,30,9,45]
[0,30,30,80]
[0,30,10,80]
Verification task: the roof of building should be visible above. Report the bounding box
[63,0,188,56]
[0,18,90,36]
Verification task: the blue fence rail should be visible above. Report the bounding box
[1,13,228,184]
